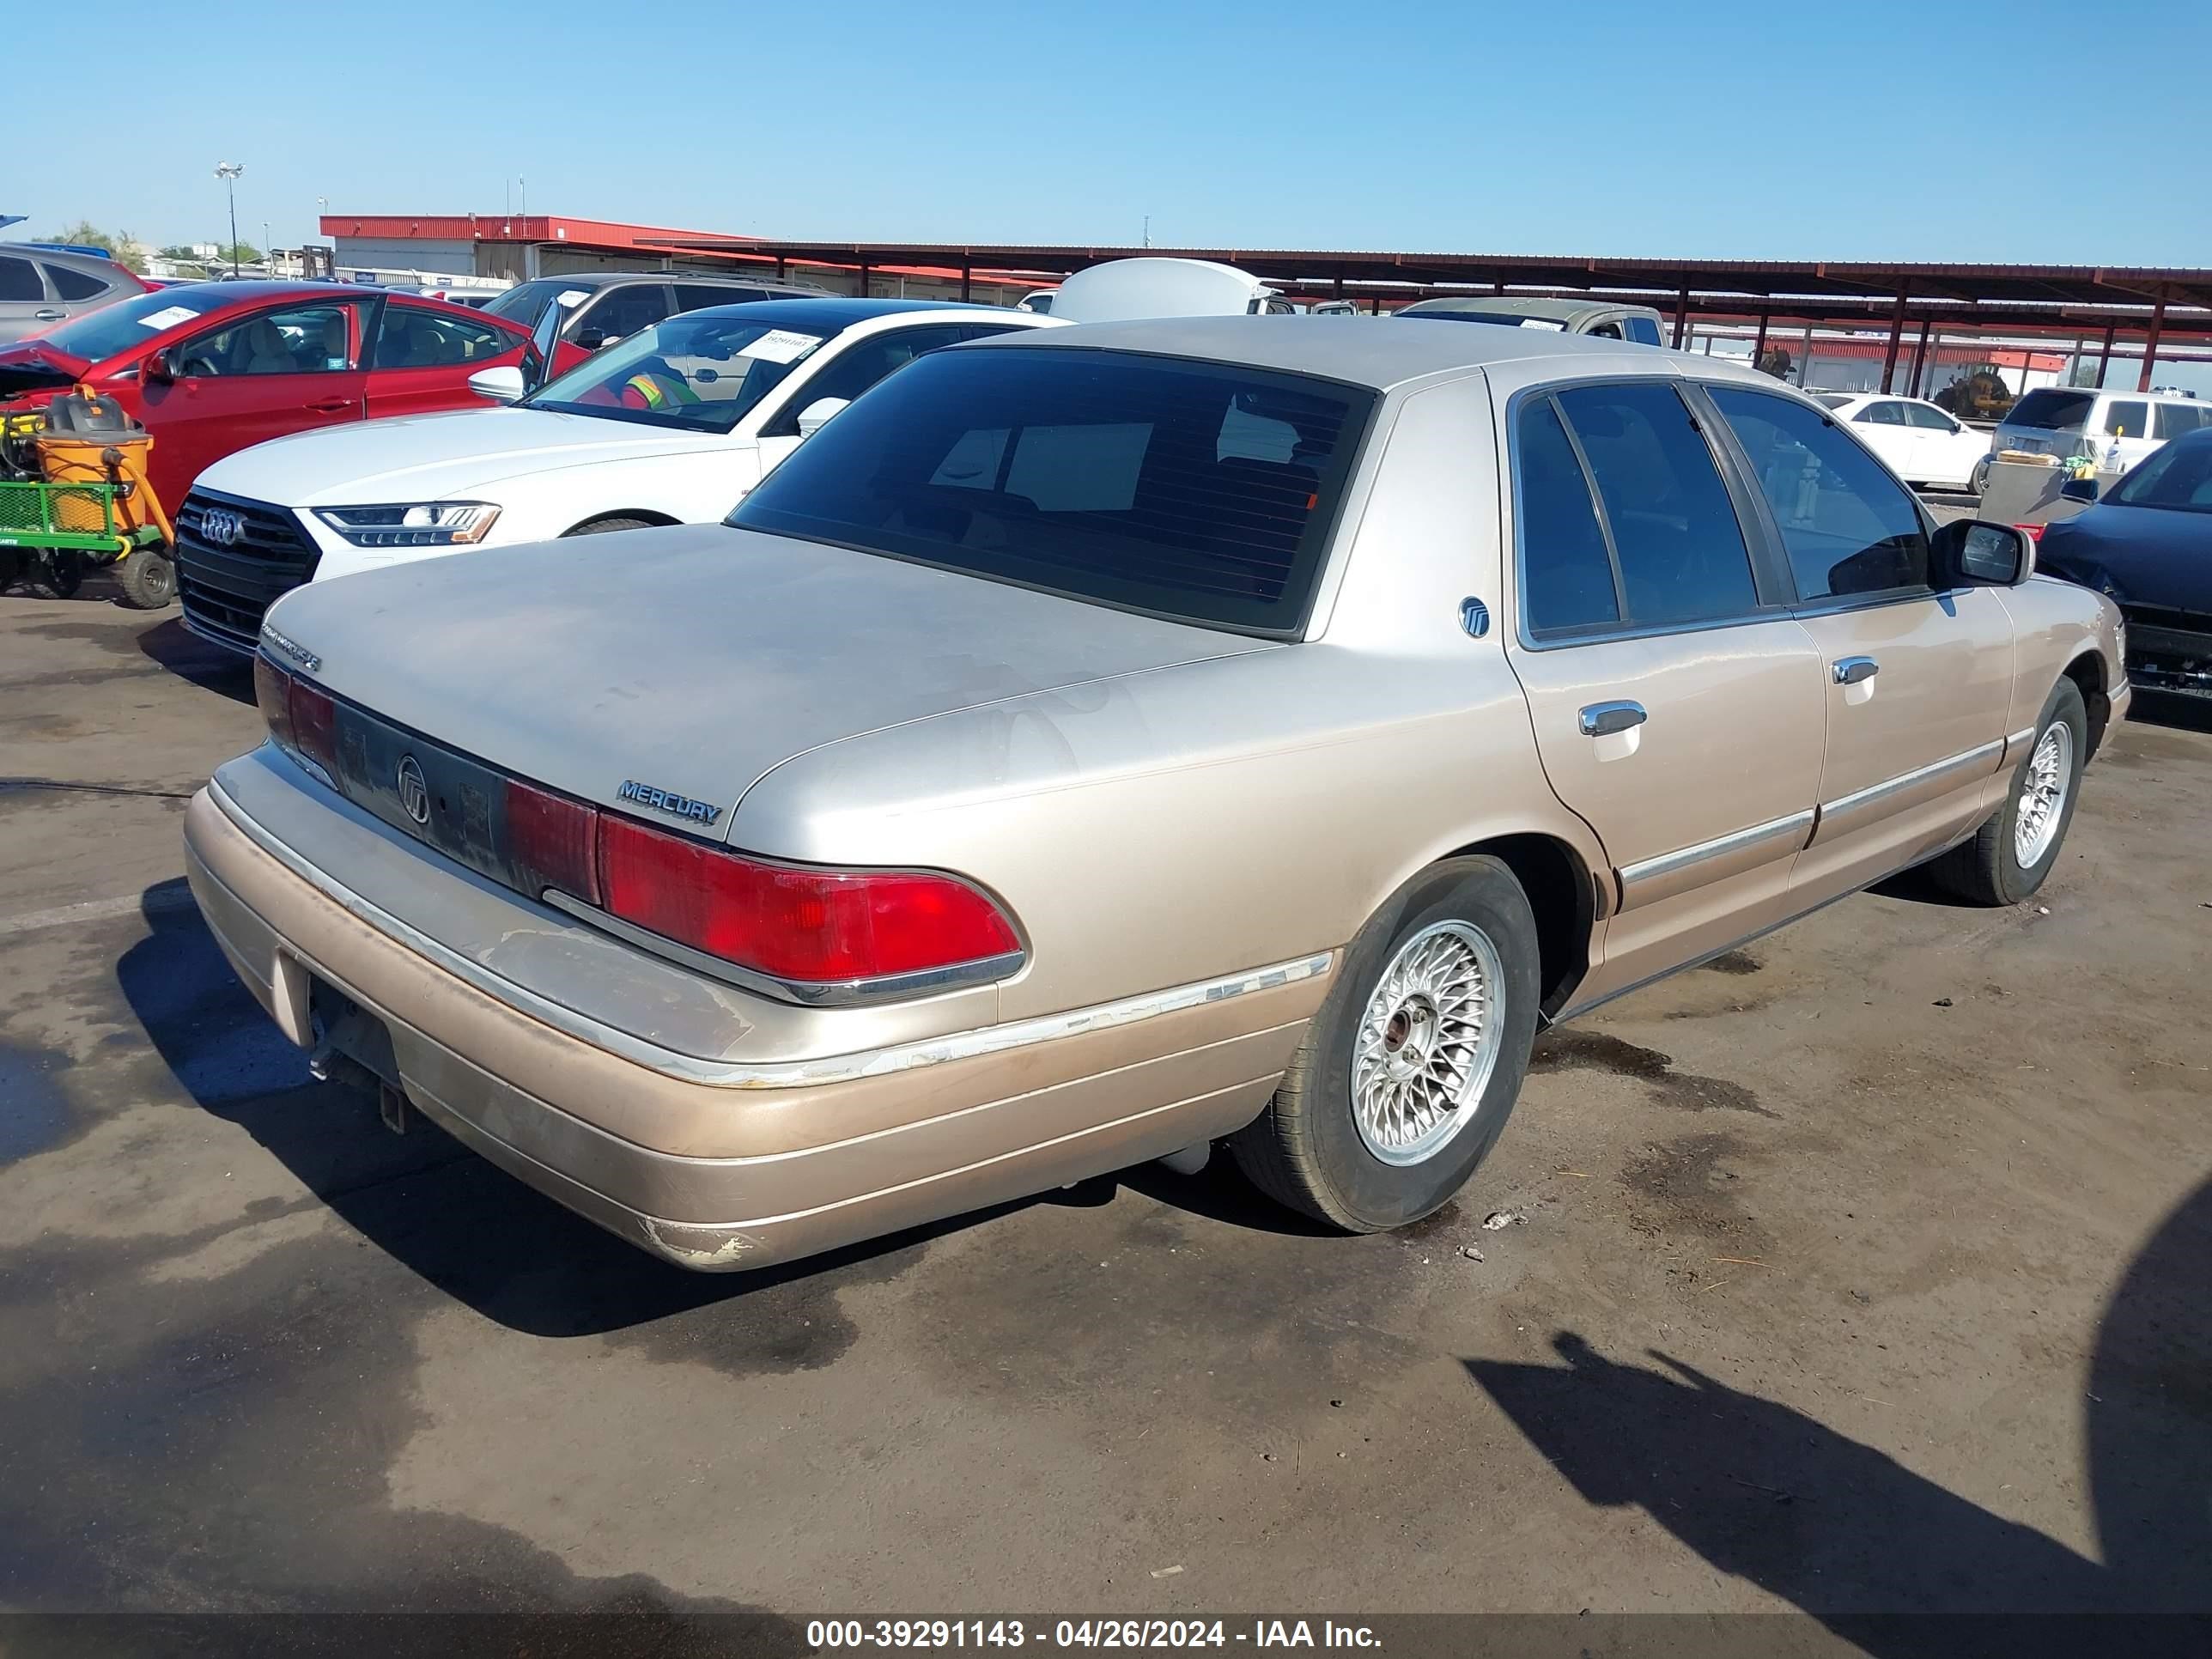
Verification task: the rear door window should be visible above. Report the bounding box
[1515,398,1621,635]
[1548,381,1760,629]
[373,304,514,368]
[2155,403,2205,439]
[0,256,41,302]
[1900,402,1955,430]
[730,346,1375,636]
[1708,386,1930,600]
[1857,401,1906,425]
[42,263,109,301]
[574,284,671,345]
[2102,399,2148,438]
[674,283,785,312]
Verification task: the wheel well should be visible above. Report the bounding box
[563,509,679,534]
[1448,833,1595,1020]
[2063,649,2110,758]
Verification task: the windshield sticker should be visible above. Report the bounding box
[137,305,203,331]
[1517,318,1568,331]
[738,329,823,365]
[556,289,589,308]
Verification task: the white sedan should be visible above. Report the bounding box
[1812,392,1990,492]
[177,300,1057,653]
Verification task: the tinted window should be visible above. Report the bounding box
[1858,402,1906,425]
[675,283,787,312]
[480,277,580,324]
[0,256,40,302]
[1710,386,1930,599]
[373,304,513,368]
[1622,316,1663,348]
[1587,322,1623,340]
[1516,398,1620,635]
[177,302,359,376]
[1900,402,1954,430]
[1812,393,1853,409]
[730,346,1374,635]
[2154,403,2204,439]
[1553,382,1759,627]
[759,325,1010,437]
[575,285,669,344]
[2102,399,2148,438]
[2107,436,2212,512]
[43,263,107,301]
[2008,388,2095,430]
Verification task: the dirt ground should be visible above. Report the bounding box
[1,594,2206,1652]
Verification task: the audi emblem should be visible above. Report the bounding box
[396,755,430,826]
[201,508,245,547]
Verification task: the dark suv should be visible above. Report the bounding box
[480,270,826,355]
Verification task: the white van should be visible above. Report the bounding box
[1982,386,2210,489]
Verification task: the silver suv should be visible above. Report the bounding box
[0,246,148,345]
[1983,386,2211,489]
[479,270,828,355]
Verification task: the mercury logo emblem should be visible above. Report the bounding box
[396,756,430,826]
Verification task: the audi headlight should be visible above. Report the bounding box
[314,502,502,549]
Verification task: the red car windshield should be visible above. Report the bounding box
[24,287,234,367]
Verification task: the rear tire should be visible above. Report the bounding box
[113,549,176,610]
[1229,856,1540,1233]
[21,551,83,599]
[561,514,658,537]
[1928,678,2087,906]
[1970,455,1992,496]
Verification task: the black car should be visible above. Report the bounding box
[2037,428,2212,697]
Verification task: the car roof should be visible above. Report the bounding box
[1397,295,1656,323]
[980,313,1764,393]
[536,270,821,292]
[684,296,1022,331]
[5,243,132,276]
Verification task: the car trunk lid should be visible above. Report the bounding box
[260,520,1271,850]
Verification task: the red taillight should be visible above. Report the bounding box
[2015,522,2047,544]
[506,777,601,906]
[598,815,1021,987]
[289,678,339,773]
[254,656,295,749]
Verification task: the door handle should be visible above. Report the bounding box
[1578,700,1647,738]
[302,398,352,414]
[1832,656,1880,686]
[33,308,64,321]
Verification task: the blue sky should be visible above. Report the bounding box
[11,0,2210,264]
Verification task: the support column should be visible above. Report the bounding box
[2137,298,2166,392]
[774,255,786,281]
[1879,292,1908,393]
[2096,323,2117,386]
[857,259,871,300]
[960,260,972,302]
[1907,318,1933,397]
[1752,307,1771,374]
[1671,287,1689,349]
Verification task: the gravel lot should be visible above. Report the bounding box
[2,593,2206,1650]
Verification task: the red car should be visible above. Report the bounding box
[0,282,537,512]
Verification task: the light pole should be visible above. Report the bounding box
[214,161,244,277]
[262,222,270,272]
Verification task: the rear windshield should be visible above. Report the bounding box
[1401,308,1563,330]
[1812,392,1852,409]
[2008,388,2097,430]
[480,278,582,324]
[728,345,1376,636]
[2107,436,2212,513]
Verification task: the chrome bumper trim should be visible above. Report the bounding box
[205,778,1331,1091]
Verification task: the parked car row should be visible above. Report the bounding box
[166,301,2125,1279]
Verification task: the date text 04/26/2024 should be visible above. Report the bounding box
[804,1620,1382,1649]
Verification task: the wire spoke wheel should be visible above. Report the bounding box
[2013,721,2073,870]
[1350,920,1506,1167]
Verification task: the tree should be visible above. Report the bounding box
[215,242,261,267]
[40,220,146,274]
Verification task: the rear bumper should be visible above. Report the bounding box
[182,786,1326,1272]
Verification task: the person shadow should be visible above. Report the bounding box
[1464,1177,2211,1652]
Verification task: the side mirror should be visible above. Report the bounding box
[794,396,850,439]
[468,365,526,404]
[144,347,178,385]
[2059,476,2100,504]
[1932,519,2032,588]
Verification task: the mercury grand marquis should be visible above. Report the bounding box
[183,317,2128,1270]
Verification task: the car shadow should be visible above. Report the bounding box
[2125,688,2212,736]
[136,615,254,701]
[115,880,1093,1338]
[1464,1176,2210,1644]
